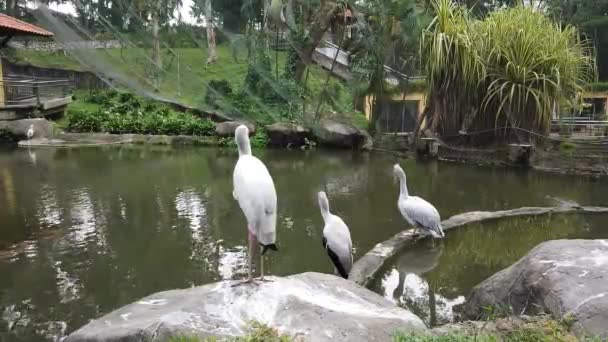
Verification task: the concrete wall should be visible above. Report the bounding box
[7,40,123,52]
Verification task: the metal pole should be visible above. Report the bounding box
[177,52,181,97]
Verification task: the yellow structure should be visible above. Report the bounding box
[0,57,4,107]
[363,89,608,129]
[362,90,426,121]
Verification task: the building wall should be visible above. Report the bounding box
[0,57,4,106]
[363,91,426,121]
[2,58,106,90]
[364,90,608,123]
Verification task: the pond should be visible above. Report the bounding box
[371,213,608,327]
[1,145,607,341]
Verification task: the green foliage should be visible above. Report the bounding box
[205,80,234,110]
[249,127,269,148]
[588,82,608,92]
[12,45,362,128]
[393,317,583,342]
[216,128,268,148]
[560,141,577,154]
[423,1,596,138]
[350,0,430,129]
[66,90,216,136]
[545,0,608,80]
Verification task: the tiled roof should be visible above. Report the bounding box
[0,13,53,37]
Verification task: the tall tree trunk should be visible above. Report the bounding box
[151,5,162,70]
[293,2,340,83]
[262,0,276,51]
[204,0,217,64]
[8,0,17,17]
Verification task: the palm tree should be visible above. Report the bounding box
[421,0,595,142]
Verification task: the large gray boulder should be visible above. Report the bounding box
[0,118,54,140]
[313,121,371,149]
[465,239,608,339]
[215,121,255,137]
[265,122,311,147]
[66,272,426,342]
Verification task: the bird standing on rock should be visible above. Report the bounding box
[26,124,35,140]
[318,191,353,279]
[393,163,445,239]
[232,125,278,285]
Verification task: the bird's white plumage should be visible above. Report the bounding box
[393,164,444,238]
[233,125,277,246]
[26,125,34,140]
[318,191,353,277]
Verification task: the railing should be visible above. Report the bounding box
[1,76,72,108]
[551,117,608,138]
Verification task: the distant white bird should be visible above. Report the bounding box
[26,124,35,140]
[318,191,353,279]
[232,125,278,285]
[393,164,445,239]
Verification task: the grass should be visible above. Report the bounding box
[394,316,602,342]
[7,45,358,124]
[162,316,607,342]
[167,321,293,342]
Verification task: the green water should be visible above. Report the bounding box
[0,145,607,341]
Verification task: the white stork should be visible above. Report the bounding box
[232,125,278,285]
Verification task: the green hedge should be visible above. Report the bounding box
[66,90,215,136]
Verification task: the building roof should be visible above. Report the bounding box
[0,13,53,37]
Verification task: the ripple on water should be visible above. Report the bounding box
[64,188,101,249]
[175,188,208,244]
[37,185,62,227]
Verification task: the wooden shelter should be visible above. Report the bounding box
[0,13,53,48]
[0,14,71,118]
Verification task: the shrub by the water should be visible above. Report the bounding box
[66,90,215,136]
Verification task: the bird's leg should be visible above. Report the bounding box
[232,227,258,287]
[256,246,274,282]
[411,226,420,237]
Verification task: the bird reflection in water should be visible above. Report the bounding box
[381,242,465,327]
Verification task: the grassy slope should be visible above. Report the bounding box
[9,45,357,123]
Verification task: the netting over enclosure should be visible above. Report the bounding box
[22,0,425,128]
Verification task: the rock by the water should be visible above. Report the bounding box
[66,272,426,342]
[313,121,370,149]
[265,122,311,147]
[465,239,608,339]
[359,129,374,151]
[215,121,255,137]
[0,118,53,140]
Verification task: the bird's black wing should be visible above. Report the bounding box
[323,237,348,279]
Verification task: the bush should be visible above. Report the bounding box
[66,90,216,136]
[204,79,234,110]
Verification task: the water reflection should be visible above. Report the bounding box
[175,188,207,245]
[379,242,466,326]
[373,214,608,326]
[0,146,608,341]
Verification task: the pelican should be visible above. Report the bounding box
[232,125,278,285]
[318,191,353,279]
[393,164,445,239]
[26,124,35,140]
